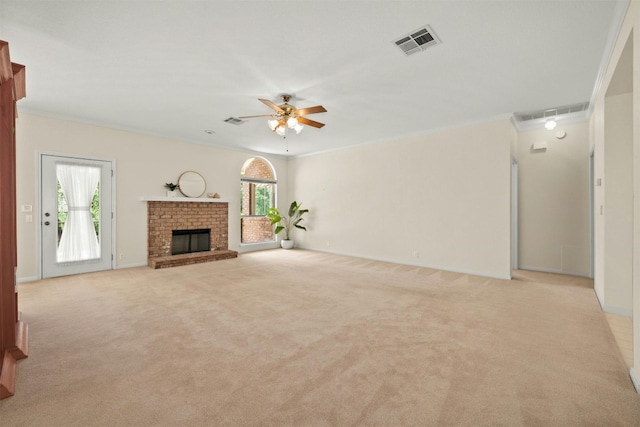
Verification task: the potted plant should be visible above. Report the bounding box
[165,182,179,197]
[267,201,308,249]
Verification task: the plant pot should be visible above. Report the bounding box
[280,239,294,249]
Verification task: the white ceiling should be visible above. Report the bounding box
[0,0,628,157]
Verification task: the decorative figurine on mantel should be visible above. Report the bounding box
[208,192,220,198]
[165,182,179,197]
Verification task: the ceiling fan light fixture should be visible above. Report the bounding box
[268,119,279,130]
[239,94,326,138]
[287,117,298,128]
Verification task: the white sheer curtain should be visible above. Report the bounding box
[56,163,101,263]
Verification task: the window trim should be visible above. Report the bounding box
[240,177,277,184]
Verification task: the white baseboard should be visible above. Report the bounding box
[307,247,512,280]
[17,264,148,282]
[602,304,633,317]
[517,265,591,278]
[593,285,633,317]
[594,286,604,310]
[116,262,148,269]
[630,368,640,394]
[238,242,280,253]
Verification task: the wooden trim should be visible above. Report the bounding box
[0,320,26,399]
[8,320,28,360]
[0,42,26,104]
[11,63,25,101]
[0,39,27,401]
[0,41,11,85]
[0,69,17,354]
[0,351,16,399]
[0,335,26,399]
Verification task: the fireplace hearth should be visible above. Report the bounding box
[145,199,238,268]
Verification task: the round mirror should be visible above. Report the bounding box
[178,171,206,198]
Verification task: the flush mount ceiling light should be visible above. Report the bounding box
[544,119,557,130]
[239,94,327,137]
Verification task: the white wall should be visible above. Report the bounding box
[590,0,640,391]
[288,119,514,279]
[593,33,634,317]
[592,97,606,305]
[516,122,591,276]
[635,22,640,390]
[15,112,288,281]
[16,113,514,281]
[604,92,633,314]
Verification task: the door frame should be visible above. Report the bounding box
[589,149,595,279]
[37,151,116,279]
[511,157,519,272]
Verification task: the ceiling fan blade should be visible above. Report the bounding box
[259,98,284,113]
[295,105,327,116]
[297,116,325,128]
[238,114,274,119]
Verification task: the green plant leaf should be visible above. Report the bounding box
[288,201,298,217]
[268,202,308,239]
[267,213,281,224]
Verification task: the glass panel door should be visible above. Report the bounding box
[41,155,113,278]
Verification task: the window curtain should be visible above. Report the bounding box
[56,163,100,263]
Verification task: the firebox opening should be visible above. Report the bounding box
[172,229,211,255]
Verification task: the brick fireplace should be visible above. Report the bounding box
[146,199,238,268]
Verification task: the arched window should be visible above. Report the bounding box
[240,157,277,244]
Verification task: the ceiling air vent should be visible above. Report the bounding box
[394,25,441,56]
[512,102,590,131]
[224,117,245,125]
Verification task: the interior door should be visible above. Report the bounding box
[41,154,113,278]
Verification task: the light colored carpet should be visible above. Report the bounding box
[1,250,638,426]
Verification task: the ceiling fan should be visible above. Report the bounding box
[239,94,327,136]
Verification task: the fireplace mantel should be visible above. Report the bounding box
[141,196,229,203]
